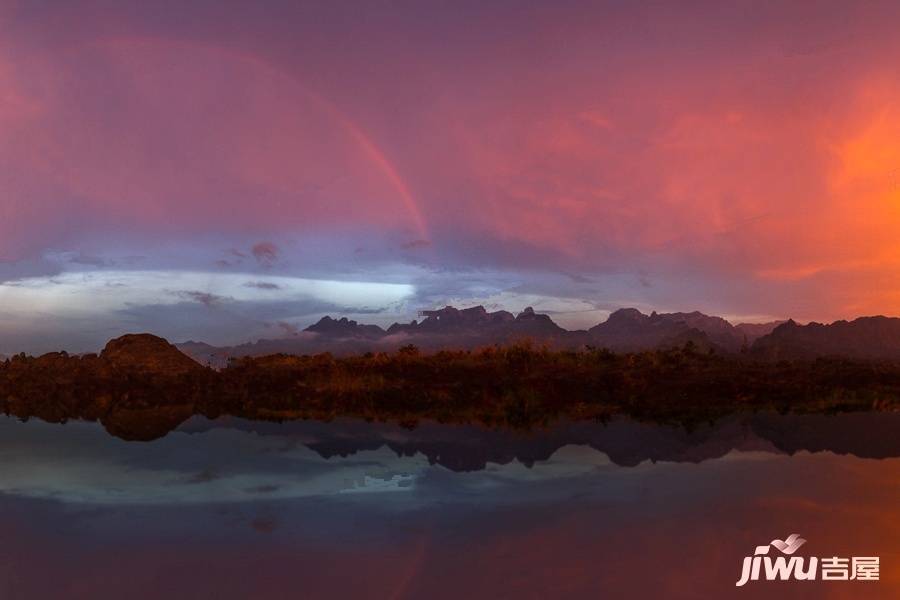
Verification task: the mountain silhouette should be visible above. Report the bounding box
[306,316,385,338]
[176,305,783,365]
[750,316,900,360]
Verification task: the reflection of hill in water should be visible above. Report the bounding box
[177,412,900,471]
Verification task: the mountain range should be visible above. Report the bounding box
[751,316,900,360]
[178,305,788,366]
[174,305,900,365]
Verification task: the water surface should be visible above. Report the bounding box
[1,413,899,598]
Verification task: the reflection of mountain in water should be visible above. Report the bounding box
[178,412,900,471]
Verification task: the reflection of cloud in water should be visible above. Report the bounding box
[340,474,416,494]
[3,413,900,509]
[0,417,693,506]
[0,419,436,504]
[0,420,752,507]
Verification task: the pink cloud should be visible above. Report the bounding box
[6,2,900,322]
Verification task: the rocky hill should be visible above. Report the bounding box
[101,333,206,375]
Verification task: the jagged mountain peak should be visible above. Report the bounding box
[305,316,384,338]
[176,304,789,363]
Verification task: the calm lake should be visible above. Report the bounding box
[1,412,898,599]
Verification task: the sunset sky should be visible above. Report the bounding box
[3,0,900,353]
